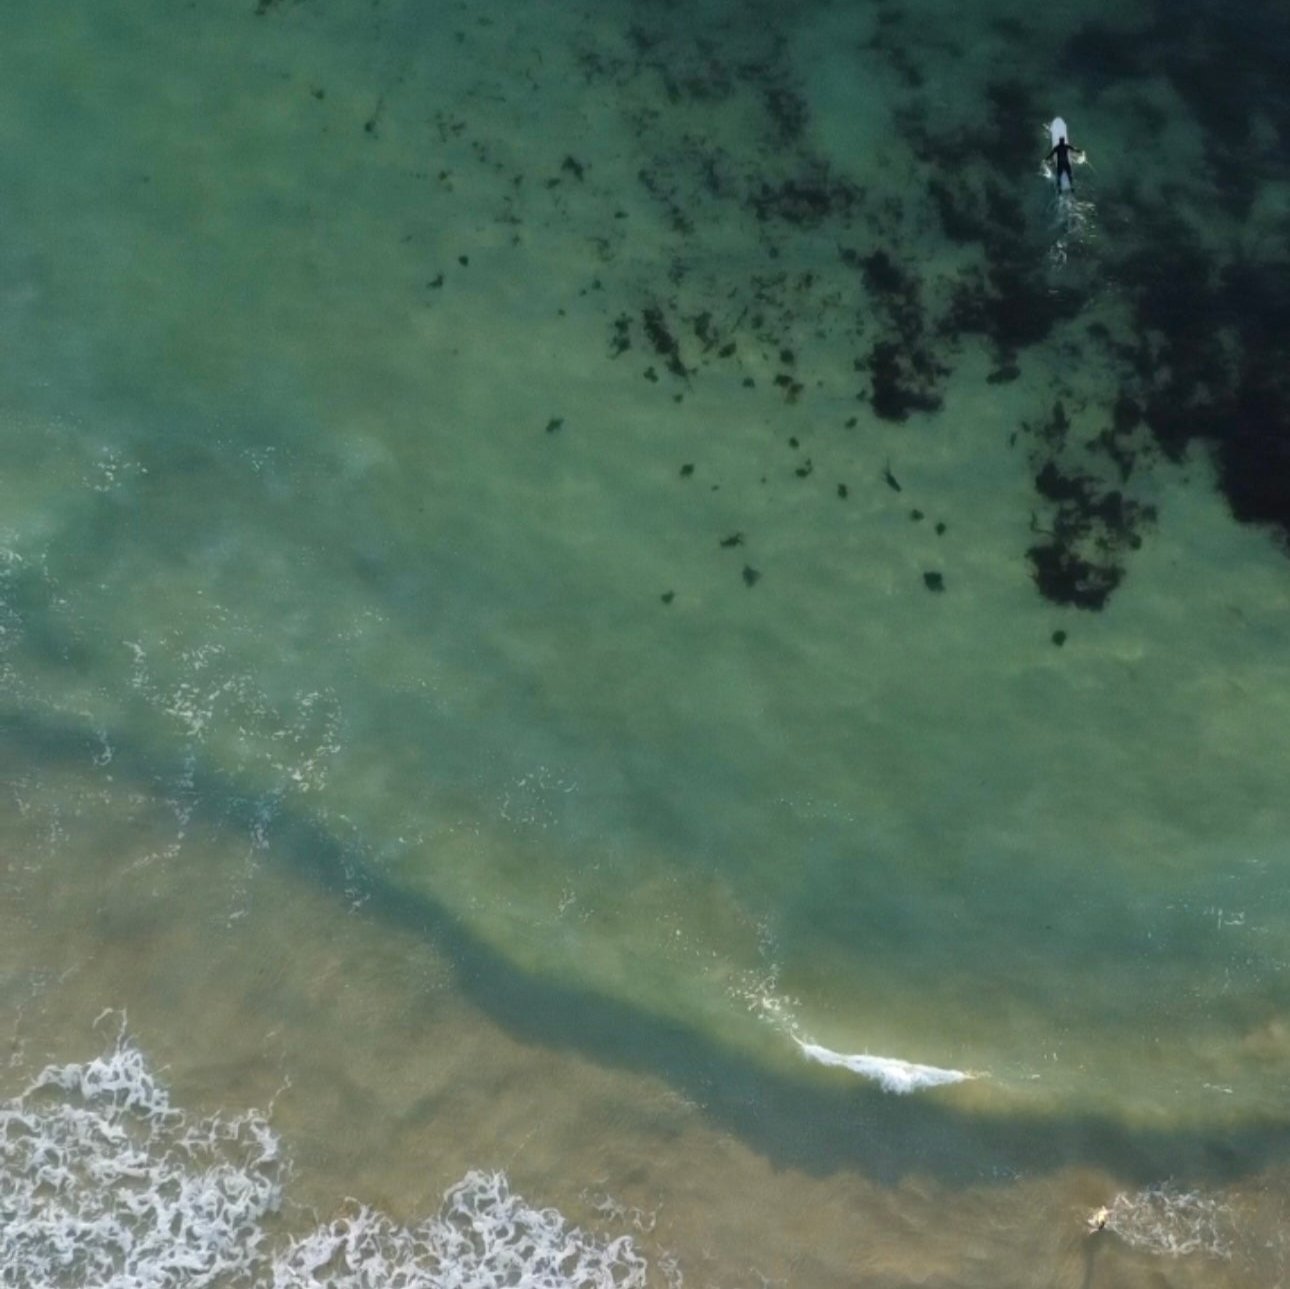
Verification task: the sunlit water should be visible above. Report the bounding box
[3,0,1290,1284]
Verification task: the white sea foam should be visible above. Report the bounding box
[1104,1184,1234,1260]
[1,1038,656,1288]
[0,1040,283,1288]
[273,1172,650,1288]
[794,1038,972,1094]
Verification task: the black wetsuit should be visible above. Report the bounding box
[1046,139,1079,192]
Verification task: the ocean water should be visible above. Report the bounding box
[3,0,1290,1284]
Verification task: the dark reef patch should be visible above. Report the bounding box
[925,170,1083,362]
[609,313,631,357]
[567,0,1290,613]
[750,168,861,228]
[943,258,1082,358]
[1022,404,1157,611]
[1027,538,1121,613]
[860,6,928,89]
[762,83,810,145]
[865,341,943,421]
[641,305,688,379]
[1097,205,1290,549]
[1218,370,1290,535]
[978,81,1044,174]
[842,249,947,418]
[897,93,1087,368]
[1061,1,1290,218]
[874,1,1290,593]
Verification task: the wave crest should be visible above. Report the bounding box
[795,1038,973,1094]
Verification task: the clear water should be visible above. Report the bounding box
[4,0,1290,1284]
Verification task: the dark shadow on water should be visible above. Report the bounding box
[5,703,1290,1191]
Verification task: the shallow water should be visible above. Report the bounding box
[3,0,1290,1284]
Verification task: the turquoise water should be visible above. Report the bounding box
[4,0,1290,1283]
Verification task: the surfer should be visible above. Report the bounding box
[1086,1205,1110,1234]
[1046,136,1083,193]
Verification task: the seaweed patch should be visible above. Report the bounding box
[843,249,947,419]
[641,305,688,380]
[1022,403,1156,611]
[456,0,1290,618]
[1096,211,1290,551]
[750,169,861,228]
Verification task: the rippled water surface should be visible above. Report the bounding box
[3,0,1290,1284]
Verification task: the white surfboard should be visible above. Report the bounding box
[1049,117,1072,192]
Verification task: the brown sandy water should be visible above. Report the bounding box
[4,750,1288,1287]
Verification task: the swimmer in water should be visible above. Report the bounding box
[1087,1205,1110,1234]
[1046,136,1084,193]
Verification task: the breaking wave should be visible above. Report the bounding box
[0,1037,654,1288]
[735,965,973,1095]
[794,1038,973,1094]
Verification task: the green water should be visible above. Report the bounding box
[4,0,1290,1282]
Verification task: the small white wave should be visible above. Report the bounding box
[795,1038,972,1094]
